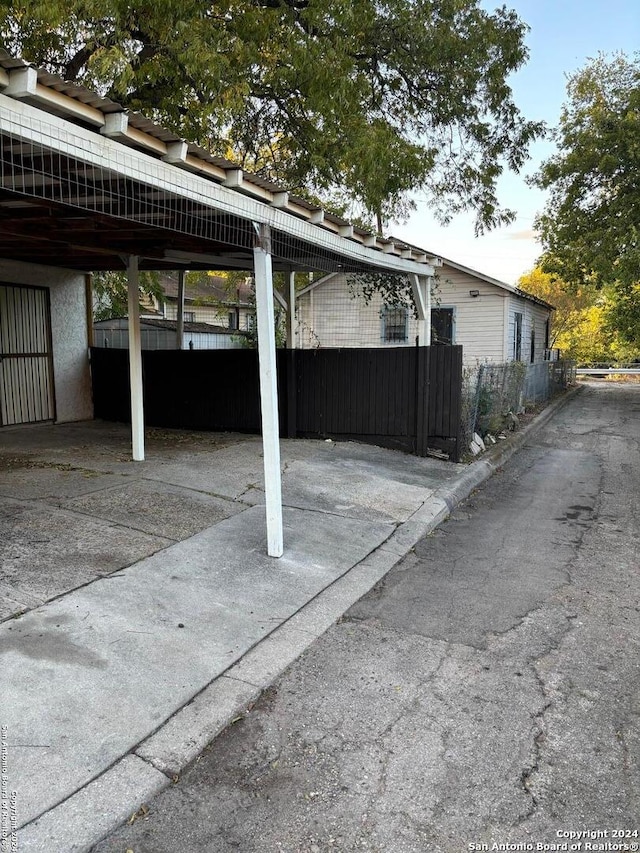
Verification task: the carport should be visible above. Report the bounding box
[0,52,435,556]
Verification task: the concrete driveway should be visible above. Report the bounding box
[1,417,480,851]
[0,421,461,621]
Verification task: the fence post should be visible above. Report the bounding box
[176,269,185,349]
[450,347,464,462]
[286,348,297,438]
[415,345,429,456]
[471,363,485,440]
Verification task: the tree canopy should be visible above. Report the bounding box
[1,0,542,232]
[533,53,640,348]
[518,266,638,363]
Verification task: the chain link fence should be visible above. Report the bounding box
[461,360,576,449]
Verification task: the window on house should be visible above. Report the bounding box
[382,306,408,343]
[228,311,238,330]
[431,308,454,345]
[544,318,550,351]
[530,326,536,363]
[514,312,523,360]
[184,311,195,323]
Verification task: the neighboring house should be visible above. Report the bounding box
[146,272,256,332]
[93,317,247,350]
[295,256,554,365]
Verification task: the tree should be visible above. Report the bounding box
[1,0,542,232]
[92,270,162,320]
[517,266,595,349]
[518,265,638,363]
[533,53,640,347]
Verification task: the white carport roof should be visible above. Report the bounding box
[0,52,436,557]
[0,51,436,278]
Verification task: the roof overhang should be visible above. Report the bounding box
[389,236,555,311]
[0,58,434,279]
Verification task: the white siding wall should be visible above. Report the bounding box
[164,302,254,331]
[435,266,506,364]
[296,275,419,348]
[0,259,92,423]
[94,323,244,350]
[295,269,552,366]
[506,296,551,364]
[296,268,508,364]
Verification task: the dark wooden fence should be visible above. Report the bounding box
[90,344,463,460]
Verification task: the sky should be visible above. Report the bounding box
[394,0,640,286]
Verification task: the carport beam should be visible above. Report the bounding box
[253,224,284,558]
[127,255,145,461]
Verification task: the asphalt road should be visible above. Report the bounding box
[94,381,640,853]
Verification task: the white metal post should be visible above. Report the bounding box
[126,255,145,461]
[286,271,296,349]
[176,269,185,349]
[411,273,428,346]
[425,275,432,345]
[253,224,284,557]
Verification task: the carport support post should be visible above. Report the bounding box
[411,274,431,346]
[253,223,284,557]
[126,255,145,461]
[176,269,185,349]
[411,274,431,457]
[286,270,297,439]
[285,271,296,349]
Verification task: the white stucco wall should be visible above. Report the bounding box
[0,259,93,423]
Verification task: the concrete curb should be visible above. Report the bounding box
[18,385,582,853]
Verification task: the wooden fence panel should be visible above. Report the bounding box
[295,347,418,453]
[427,345,463,460]
[91,344,462,459]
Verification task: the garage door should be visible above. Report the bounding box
[0,283,55,425]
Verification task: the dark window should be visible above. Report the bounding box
[544,318,550,350]
[514,312,523,360]
[382,306,408,343]
[530,326,536,363]
[431,308,454,345]
[184,311,195,323]
[228,311,238,330]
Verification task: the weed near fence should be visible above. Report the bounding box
[461,359,575,449]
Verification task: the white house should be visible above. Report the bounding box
[295,255,554,365]
[147,272,256,332]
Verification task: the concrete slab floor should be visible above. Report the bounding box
[0,422,461,624]
[0,419,472,846]
[0,498,172,620]
[0,426,263,621]
[1,504,394,830]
